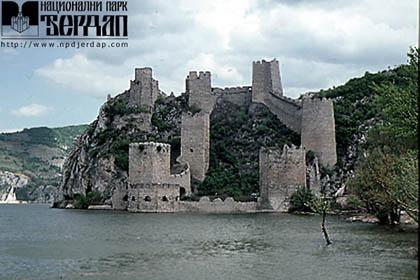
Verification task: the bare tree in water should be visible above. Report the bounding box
[311,194,332,246]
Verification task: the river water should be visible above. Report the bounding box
[0,204,417,280]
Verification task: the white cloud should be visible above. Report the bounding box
[35,0,417,99]
[11,104,51,117]
[35,54,131,98]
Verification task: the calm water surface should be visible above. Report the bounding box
[0,204,417,280]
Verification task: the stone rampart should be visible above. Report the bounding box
[178,197,257,213]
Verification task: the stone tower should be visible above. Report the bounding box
[259,145,306,212]
[128,142,181,212]
[128,67,160,110]
[252,59,283,103]
[186,71,216,113]
[301,97,337,167]
[178,112,210,182]
[128,142,171,184]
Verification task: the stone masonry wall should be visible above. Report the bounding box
[301,97,337,167]
[128,183,179,212]
[169,164,192,196]
[179,112,210,182]
[129,142,171,184]
[263,92,302,133]
[212,86,252,108]
[259,144,306,212]
[178,196,257,213]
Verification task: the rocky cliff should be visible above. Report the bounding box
[56,91,187,207]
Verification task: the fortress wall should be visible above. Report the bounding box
[129,142,171,185]
[179,112,210,182]
[111,184,128,210]
[301,97,337,167]
[170,165,192,196]
[259,145,306,212]
[251,59,302,132]
[127,183,180,212]
[178,197,257,213]
[263,93,302,133]
[212,86,252,108]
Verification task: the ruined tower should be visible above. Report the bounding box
[186,71,216,114]
[128,67,160,110]
[259,145,306,212]
[252,59,283,103]
[179,112,210,182]
[301,97,337,167]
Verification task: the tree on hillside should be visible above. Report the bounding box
[349,47,419,224]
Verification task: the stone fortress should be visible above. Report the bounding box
[112,59,337,213]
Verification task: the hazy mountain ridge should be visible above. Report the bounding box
[0,125,88,202]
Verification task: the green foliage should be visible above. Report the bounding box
[198,167,258,200]
[345,195,364,210]
[310,193,332,215]
[152,94,185,134]
[348,48,419,224]
[348,148,419,224]
[52,125,89,148]
[103,98,149,123]
[151,106,175,132]
[96,128,130,171]
[320,165,334,179]
[111,137,130,171]
[316,48,418,165]
[348,149,403,223]
[290,187,314,212]
[369,49,418,151]
[0,125,87,148]
[73,191,103,209]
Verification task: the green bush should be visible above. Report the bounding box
[74,191,103,209]
[290,187,314,212]
[346,195,364,210]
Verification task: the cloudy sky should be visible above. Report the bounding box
[0,0,417,132]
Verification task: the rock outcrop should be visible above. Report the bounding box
[0,171,28,203]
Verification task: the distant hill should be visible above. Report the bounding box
[0,125,88,201]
